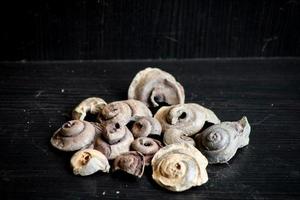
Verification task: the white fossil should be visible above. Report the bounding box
[71,149,110,176]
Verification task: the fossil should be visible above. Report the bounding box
[71,149,110,176]
[128,68,185,108]
[195,116,251,164]
[51,120,96,151]
[93,123,134,160]
[151,143,208,192]
[163,128,196,146]
[98,99,152,126]
[113,151,145,178]
[131,116,162,138]
[72,97,107,121]
[155,103,220,136]
[131,137,163,165]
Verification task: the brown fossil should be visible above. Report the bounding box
[131,116,162,138]
[154,103,220,136]
[128,68,185,108]
[93,123,134,160]
[113,151,145,178]
[98,100,152,126]
[51,120,96,151]
[131,137,163,165]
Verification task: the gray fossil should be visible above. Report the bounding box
[195,116,251,164]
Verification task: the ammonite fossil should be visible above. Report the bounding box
[151,143,208,192]
[51,120,96,151]
[128,68,185,108]
[195,116,251,164]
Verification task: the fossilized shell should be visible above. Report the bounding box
[131,116,161,138]
[98,100,152,126]
[71,149,110,176]
[195,116,251,164]
[113,151,145,178]
[154,103,220,136]
[51,120,96,151]
[152,143,208,192]
[94,125,134,160]
[72,97,107,120]
[131,137,163,165]
[163,128,195,146]
[128,68,185,107]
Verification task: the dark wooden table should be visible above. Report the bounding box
[0,58,299,200]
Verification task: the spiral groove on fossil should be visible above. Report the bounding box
[51,120,96,151]
[131,116,161,138]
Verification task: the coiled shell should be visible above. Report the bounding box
[51,120,96,151]
[155,103,220,136]
[152,143,208,192]
[128,68,185,107]
[195,116,251,164]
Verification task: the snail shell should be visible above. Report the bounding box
[152,143,208,192]
[113,151,145,178]
[131,116,162,138]
[128,68,185,107]
[94,125,134,160]
[195,116,251,164]
[131,137,163,165]
[163,128,195,146]
[155,103,220,136]
[50,120,96,151]
[72,97,107,120]
[71,149,110,176]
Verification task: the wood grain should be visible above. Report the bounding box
[1,0,300,60]
[0,58,299,199]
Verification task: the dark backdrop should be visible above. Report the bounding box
[1,0,300,61]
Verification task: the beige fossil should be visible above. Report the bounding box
[151,143,208,192]
[128,68,185,107]
[72,97,107,120]
[71,149,110,176]
[163,128,195,146]
[131,116,161,138]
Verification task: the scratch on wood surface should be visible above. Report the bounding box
[252,114,274,126]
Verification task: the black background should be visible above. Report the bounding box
[1,0,300,60]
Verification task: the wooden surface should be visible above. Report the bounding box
[0,58,299,199]
[1,0,300,60]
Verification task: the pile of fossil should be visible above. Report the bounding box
[51,67,251,192]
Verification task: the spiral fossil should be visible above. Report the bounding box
[128,68,185,108]
[195,116,251,164]
[51,120,96,151]
[151,143,208,192]
[155,103,220,136]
